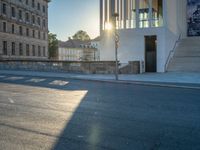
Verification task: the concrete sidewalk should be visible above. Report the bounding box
[0,70,200,88]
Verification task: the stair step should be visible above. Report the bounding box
[170,57,200,63]
[175,51,200,57]
[167,37,200,72]
[181,37,200,41]
[168,66,200,72]
[176,45,200,49]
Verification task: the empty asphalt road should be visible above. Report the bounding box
[0,74,200,150]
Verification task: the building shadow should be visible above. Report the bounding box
[0,74,200,150]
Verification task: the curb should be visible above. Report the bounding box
[66,77,200,90]
[0,71,200,90]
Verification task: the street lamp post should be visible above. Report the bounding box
[112,13,119,80]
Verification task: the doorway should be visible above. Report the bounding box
[145,36,157,72]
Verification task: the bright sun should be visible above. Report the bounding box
[105,22,113,30]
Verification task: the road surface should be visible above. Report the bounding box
[0,74,200,150]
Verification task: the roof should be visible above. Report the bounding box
[91,36,101,42]
[58,39,91,48]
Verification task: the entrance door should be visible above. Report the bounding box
[145,36,157,72]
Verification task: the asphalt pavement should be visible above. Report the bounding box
[0,74,200,150]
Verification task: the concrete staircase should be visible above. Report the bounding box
[167,37,200,72]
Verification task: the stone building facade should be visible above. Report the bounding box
[0,0,48,60]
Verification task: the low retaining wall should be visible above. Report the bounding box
[0,60,141,74]
[119,61,140,74]
[0,60,117,74]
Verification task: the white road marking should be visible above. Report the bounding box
[5,76,24,80]
[49,80,69,86]
[8,98,14,104]
[26,78,46,83]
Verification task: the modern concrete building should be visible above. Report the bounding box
[0,0,49,60]
[100,0,200,72]
[58,39,97,61]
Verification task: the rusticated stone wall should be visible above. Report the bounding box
[0,60,117,74]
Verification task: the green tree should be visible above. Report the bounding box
[48,33,58,59]
[72,30,91,41]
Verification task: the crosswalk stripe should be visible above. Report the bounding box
[5,77,24,80]
[26,78,46,83]
[49,80,69,86]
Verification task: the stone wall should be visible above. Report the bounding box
[0,60,117,74]
[119,61,140,74]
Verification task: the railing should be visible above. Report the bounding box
[164,34,182,72]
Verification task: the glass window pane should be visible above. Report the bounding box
[139,0,150,28]
[152,0,163,27]
[131,0,136,28]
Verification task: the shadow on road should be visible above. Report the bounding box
[0,75,200,150]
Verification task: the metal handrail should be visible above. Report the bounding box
[164,34,181,72]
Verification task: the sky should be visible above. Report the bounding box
[48,0,100,41]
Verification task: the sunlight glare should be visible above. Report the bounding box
[105,22,113,31]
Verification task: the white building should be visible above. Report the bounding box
[91,36,101,61]
[58,39,97,61]
[100,0,200,72]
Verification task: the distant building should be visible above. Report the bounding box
[58,39,97,61]
[0,0,49,60]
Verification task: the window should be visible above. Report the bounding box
[19,10,22,20]
[152,0,163,27]
[38,31,40,39]
[32,0,35,8]
[32,30,35,38]
[139,0,150,28]
[26,0,29,5]
[3,22,6,32]
[19,43,23,56]
[32,45,35,56]
[38,46,41,56]
[43,32,46,40]
[25,13,29,22]
[43,5,45,13]
[11,7,16,18]
[26,44,30,56]
[3,41,7,55]
[43,19,46,27]
[124,0,136,29]
[43,47,46,56]
[12,42,15,55]
[26,28,29,36]
[12,24,15,34]
[102,0,163,30]
[32,15,35,24]
[2,3,6,15]
[37,3,40,10]
[131,0,137,28]
[19,26,23,35]
[37,17,41,25]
